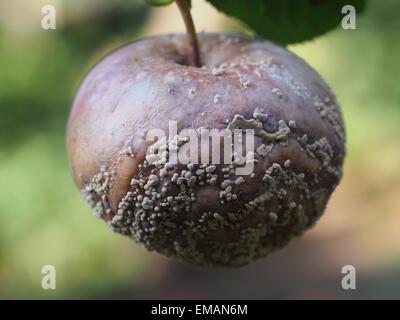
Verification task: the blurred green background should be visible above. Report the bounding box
[0,0,399,299]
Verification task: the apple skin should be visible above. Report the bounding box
[67,33,345,267]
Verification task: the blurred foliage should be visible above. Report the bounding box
[0,0,149,149]
[145,0,176,6]
[207,0,366,45]
[0,0,399,299]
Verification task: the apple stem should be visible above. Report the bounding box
[176,0,201,67]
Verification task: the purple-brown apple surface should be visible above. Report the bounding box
[67,33,345,267]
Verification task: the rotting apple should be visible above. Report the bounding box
[67,1,345,267]
[67,32,345,267]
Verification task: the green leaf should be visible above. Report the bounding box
[145,0,175,6]
[206,0,366,45]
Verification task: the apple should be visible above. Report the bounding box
[67,33,345,267]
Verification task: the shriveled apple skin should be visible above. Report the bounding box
[67,33,345,267]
